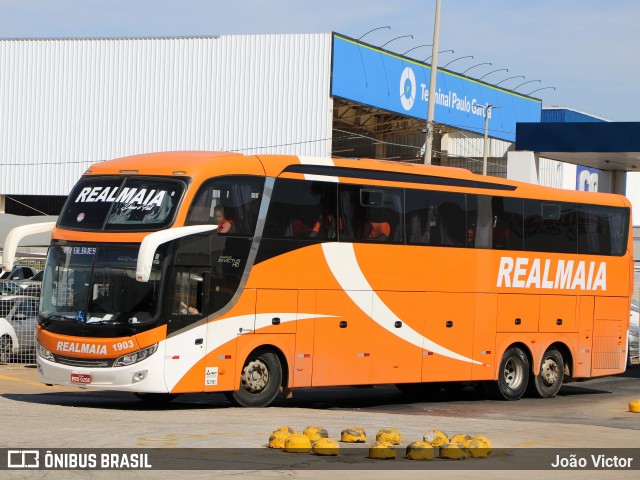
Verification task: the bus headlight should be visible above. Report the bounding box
[37,342,55,362]
[114,344,158,367]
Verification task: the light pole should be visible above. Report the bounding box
[462,62,492,75]
[424,0,442,165]
[402,44,432,56]
[478,68,508,80]
[380,35,414,49]
[476,104,498,175]
[526,86,556,96]
[358,26,390,41]
[513,79,541,90]
[494,75,524,86]
[442,55,474,69]
[423,49,454,62]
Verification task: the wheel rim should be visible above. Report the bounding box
[540,356,560,387]
[503,357,524,389]
[241,359,269,393]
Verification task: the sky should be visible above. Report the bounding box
[1,0,638,122]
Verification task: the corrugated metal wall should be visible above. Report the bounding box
[0,34,333,195]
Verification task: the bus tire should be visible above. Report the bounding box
[493,346,529,401]
[134,393,179,403]
[529,348,564,398]
[226,351,282,407]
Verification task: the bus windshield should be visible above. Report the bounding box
[40,244,164,329]
[58,176,186,231]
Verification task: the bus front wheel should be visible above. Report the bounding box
[529,348,564,398]
[226,351,282,407]
[487,346,529,401]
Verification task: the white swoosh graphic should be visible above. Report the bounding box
[321,242,481,365]
[164,312,335,390]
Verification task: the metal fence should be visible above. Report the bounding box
[0,280,40,364]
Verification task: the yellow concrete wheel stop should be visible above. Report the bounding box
[440,442,469,460]
[465,438,492,458]
[303,426,329,442]
[273,426,296,435]
[630,399,640,413]
[450,433,472,444]
[283,433,312,453]
[341,427,366,443]
[368,441,396,459]
[268,430,291,449]
[423,429,448,447]
[312,438,340,456]
[405,441,436,461]
[375,428,402,445]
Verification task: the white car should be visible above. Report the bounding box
[629,299,640,366]
[0,295,39,363]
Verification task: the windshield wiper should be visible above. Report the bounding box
[43,313,76,322]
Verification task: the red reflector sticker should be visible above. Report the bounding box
[70,373,92,384]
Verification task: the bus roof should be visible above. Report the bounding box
[84,151,629,208]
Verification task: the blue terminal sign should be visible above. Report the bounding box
[331,34,541,142]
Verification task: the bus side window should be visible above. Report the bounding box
[186,176,264,236]
[339,185,403,243]
[172,271,205,316]
[264,179,337,240]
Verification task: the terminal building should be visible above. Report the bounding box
[0,33,638,251]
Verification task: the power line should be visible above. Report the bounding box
[5,196,50,216]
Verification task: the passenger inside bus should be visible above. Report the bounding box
[173,272,203,316]
[367,221,391,241]
[214,205,234,234]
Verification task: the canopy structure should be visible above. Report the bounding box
[0,213,57,250]
[516,122,640,172]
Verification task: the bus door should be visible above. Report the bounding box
[165,268,208,392]
[164,234,211,393]
[421,292,475,382]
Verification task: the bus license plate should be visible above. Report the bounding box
[70,373,92,384]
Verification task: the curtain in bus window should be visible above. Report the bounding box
[578,205,629,256]
[186,176,264,236]
[339,186,358,241]
[524,201,578,254]
[438,201,466,247]
[388,192,403,242]
[406,190,466,247]
[609,208,629,255]
[226,184,251,234]
[473,195,492,249]
[490,197,524,250]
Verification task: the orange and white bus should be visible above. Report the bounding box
[4,151,633,406]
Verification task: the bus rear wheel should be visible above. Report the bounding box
[486,346,529,400]
[529,348,564,398]
[225,351,282,407]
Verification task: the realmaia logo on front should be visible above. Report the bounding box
[497,257,606,291]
